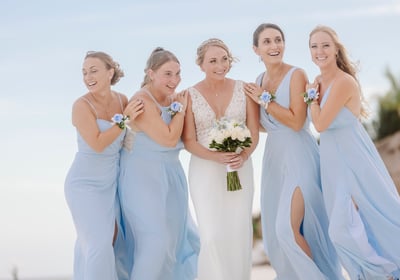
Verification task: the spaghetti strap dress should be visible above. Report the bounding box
[64,94,127,280]
[118,90,200,280]
[317,84,400,280]
[259,68,343,280]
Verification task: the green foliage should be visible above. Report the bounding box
[252,213,263,241]
[373,67,400,140]
[209,137,252,152]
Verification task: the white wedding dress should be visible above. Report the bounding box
[187,80,254,280]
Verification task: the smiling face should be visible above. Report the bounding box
[253,27,285,64]
[309,31,338,69]
[149,60,181,95]
[82,57,113,93]
[200,45,230,80]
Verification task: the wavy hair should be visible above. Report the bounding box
[85,51,124,85]
[195,38,237,70]
[309,25,369,118]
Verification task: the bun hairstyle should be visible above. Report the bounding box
[141,47,180,88]
[195,38,237,70]
[85,51,124,85]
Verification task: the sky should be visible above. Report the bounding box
[1,0,399,278]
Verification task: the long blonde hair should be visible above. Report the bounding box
[309,25,369,118]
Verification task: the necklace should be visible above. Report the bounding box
[203,79,226,98]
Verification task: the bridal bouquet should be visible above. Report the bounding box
[208,117,252,191]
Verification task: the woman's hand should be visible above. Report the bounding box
[124,98,144,121]
[227,153,246,169]
[306,80,319,92]
[174,89,189,112]
[211,151,238,165]
[306,79,320,105]
[307,75,321,93]
[244,82,262,105]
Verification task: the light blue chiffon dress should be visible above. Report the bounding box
[65,96,128,280]
[118,93,200,280]
[317,85,400,280]
[258,68,343,280]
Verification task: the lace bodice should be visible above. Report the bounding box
[188,80,247,147]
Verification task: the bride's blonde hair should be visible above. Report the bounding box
[195,38,238,71]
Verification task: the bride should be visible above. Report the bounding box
[182,38,259,280]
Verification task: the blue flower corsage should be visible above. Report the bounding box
[167,101,184,117]
[303,88,319,105]
[259,91,276,110]
[111,113,130,129]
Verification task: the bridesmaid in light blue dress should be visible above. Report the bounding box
[245,23,343,279]
[64,51,144,280]
[118,48,199,280]
[308,25,400,280]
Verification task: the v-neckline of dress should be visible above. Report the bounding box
[192,80,237,120]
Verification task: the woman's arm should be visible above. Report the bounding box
[310,74,359,132]
[132,90,188,148]
[242,94,260,159]
[266,68,308,131]
[73,93,143,153]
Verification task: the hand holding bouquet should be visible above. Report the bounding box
[208,117,252,191]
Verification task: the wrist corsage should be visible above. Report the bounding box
[303,88,319,105]
[259,91,276,110]
[111,113,130,130]
[167,101,184,117]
